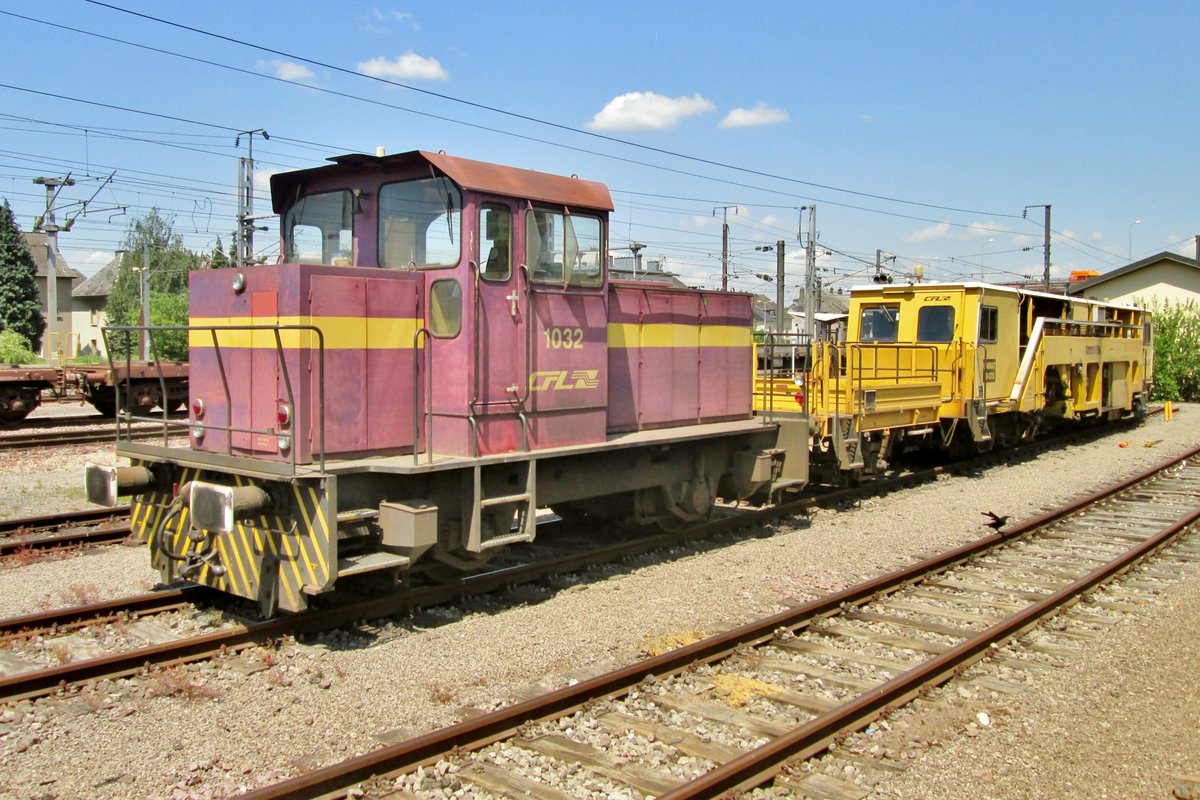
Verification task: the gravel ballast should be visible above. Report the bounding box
[0,408,1196,799]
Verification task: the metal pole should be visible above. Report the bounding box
[33,176,74,362]
[805,206,816,352]
[775,240,785,336]
[714,205,737,291]
[721,220,729,291]
[1042,205,1051,291]
[236,129,268,268]
[140,242,151,361]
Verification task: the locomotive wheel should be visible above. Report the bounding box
[0,408,31,426]
[0,389,40,425]
[89,398,117,417]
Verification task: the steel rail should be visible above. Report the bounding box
[0,522,131,556]
[0,425,183,450]
[0,506,130,536]
[238,443,1200,800]
[0,587,208,639]
[660,477,1200,797]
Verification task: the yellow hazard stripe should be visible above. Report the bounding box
[607,323,751,349]
[188,315,421,349]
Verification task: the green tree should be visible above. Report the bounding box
[208,236,233,269]
[1148,298,1200,402]
[106,209,204,361]
[0,199,46,353]
[0,329,37,364]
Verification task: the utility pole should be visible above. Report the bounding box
[774,240,786,335]
[32,175,75,363]
[802,205,817,352]
[714,205,737,291]
[1024,204,1051,291]
[236,129,269,268]
[137,242,151,361]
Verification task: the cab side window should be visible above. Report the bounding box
[525,207,603,287]
[979,305,999,343]
[479,203,511,281]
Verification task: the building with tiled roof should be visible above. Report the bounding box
[71,253,122,356]
[23,233,85,360]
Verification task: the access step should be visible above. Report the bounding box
[336,551,411,578]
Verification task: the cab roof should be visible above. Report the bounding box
[271,150,614,214]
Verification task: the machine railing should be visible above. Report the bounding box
[100,323,326,473]
[810,341,942,420]
[754,331,809,421]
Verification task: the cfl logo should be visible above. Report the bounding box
[528,370,600,392]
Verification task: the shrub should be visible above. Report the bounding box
[1149,299,1200,402]
[0,329,38,364]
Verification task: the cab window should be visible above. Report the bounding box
[378,177,462,268]
[285,190,353,265]
[479,203,511,281]
[525,208,603,287]
[860,305,899,342]
[429,279,462,338]
[917,306,955,342]
[979,305,999,343]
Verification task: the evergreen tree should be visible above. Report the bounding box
[208,236,233,269]
[0,199,46,354]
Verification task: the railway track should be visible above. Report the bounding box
[0,412,1165,703]
[6,412,106,429]
[0,422,186,450]
[227,446,1199,800]
[0,506,132,556]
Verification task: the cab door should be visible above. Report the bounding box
[473,200,526,453]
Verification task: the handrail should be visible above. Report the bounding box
[412,327,432,466]
[101,323,326,473]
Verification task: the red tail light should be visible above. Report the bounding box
[277,403,292,429]
[191,398,205,419]
[794,391,806,407]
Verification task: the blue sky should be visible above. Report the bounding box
[2,1,1196,298]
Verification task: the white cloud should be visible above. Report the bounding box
[905,222,952,243]
[586,92,715,132]
[372,9,413,23]
[357,52,448,81]
[363,9,418,33]
[861,114,874,124]
[253,168,275,194]
[718,103,788,129]
[259,60,316,82]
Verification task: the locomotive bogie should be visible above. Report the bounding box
[0,366,57,424]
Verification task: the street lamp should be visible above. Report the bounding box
[628,242,645,276]
[1128,220,1141,262]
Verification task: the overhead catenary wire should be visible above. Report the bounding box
[0,8,1151,281]
[79,2,1027,221]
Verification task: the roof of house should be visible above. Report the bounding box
[788,289,851,315]
[1065,251,1200,295]
[22,232,85,282]
[72,254,121,298]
